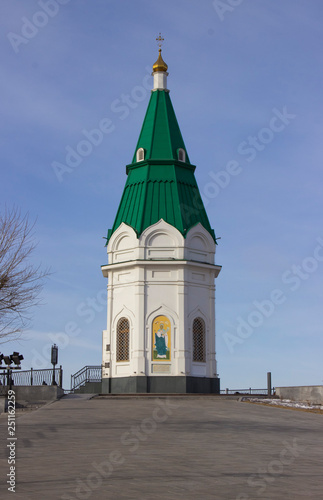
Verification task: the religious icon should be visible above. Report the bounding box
[152,315,171,361]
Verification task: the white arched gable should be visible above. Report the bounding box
[147,231,175,248]
[112,305,135,336]
[107,223,138,263]
[146,303,179,328]
[140,219,184,260]
[185,224,215,264]
[188,306,209,330]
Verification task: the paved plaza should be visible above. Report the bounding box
[0,394,322,499]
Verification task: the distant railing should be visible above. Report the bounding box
[71,365,102,391]
[0,367,63,388]
[220,388,272,395]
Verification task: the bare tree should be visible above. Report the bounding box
[0,207,49,342]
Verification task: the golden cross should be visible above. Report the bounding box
[156,33,164,49]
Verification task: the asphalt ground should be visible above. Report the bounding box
[0,394,322,500]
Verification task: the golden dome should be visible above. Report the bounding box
[153,48,168,73]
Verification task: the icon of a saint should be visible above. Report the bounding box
[154,323,169,358]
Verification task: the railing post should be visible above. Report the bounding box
[30,367,33,386]
[59,365,63,388]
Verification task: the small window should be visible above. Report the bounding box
[178,148,186,162]
[193,318,206,363]
[116,318,130,362]
[136,148,145,162]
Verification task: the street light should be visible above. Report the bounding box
[51,344,58,385]
[0,351,24,389]
[11,352,24,365]
[3,355,12,366]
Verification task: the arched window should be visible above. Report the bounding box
[116,318,130,362]
[193,318,206,363]
[178,148,186,162]
[136,148,145,162]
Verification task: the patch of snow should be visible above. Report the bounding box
[241,397,323,411]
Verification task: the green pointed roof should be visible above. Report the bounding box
[106,89,216,243]
[131,90,190,164]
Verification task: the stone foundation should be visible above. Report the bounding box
[101,376,220,394]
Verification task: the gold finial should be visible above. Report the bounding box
[153,33,168,73]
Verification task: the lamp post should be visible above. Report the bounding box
[267,371,272,396]
[51,344,58,385]
[3,356,12,388]
[0,354,3,386]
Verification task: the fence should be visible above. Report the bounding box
[0,367,63,388]
[71,365,102,391]
[220,388,271,395]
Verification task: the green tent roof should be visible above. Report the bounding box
[106,89,216,243]
[131,89,190,164]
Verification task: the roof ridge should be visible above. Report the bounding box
[163,91,175,161]
[137,164,150,234]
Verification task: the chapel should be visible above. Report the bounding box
[101,38,221,393]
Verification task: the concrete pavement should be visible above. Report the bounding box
[0,394,322,499]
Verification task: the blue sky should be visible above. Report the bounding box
[1,0,323,390]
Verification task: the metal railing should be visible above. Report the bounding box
[70,365,102,391]
[0,367,63,388]
[220,388,271,395]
